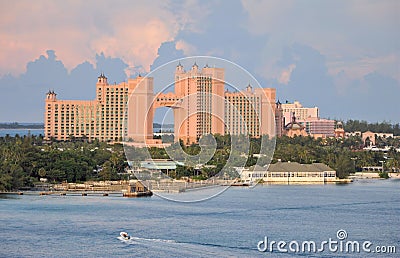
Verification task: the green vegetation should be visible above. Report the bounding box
[343,120,400,136]
[0,135,127,191]
[379,171,389,179]
[1,132,399,191]
[274,135,399,178]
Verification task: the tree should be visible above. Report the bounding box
[334,154,354,179]
[38,168,46,178]
[47,169,66,182]
[99,161,119,181]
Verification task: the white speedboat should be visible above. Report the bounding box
[120,232,130,240]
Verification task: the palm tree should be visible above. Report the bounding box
[38,167,46,178]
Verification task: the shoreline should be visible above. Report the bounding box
[2,176,398,197]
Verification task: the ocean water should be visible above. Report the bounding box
[0,180,399,257]
[0,129,167,137]
[0,129,44,137]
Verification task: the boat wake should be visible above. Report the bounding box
[117,234,256,257]
[117,235,176,244]
[117,234,252,252]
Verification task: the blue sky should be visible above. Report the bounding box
[0,0,399,123]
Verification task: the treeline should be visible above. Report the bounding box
[0,122,44,129]
[344,120,400,136]
[0,135,127,191]
[1,133,399,191]
[140,134,400,180]
[273,136,399,179]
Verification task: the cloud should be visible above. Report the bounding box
[275,43,335,103]
[328,54,400,81]
[0,1,180,76]
[274,43,400,122]
[334,71,400,122]
[150,41,185,71]
[0,0,399,123]
[241,0,400,83]
[278,64,296,85]
[0,50,129,122]
[176,40,196,56]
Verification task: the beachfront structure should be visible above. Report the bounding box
[45,64,277,143]
[139,159,184,176]
[281,100,319,122]
[240,161,337,184]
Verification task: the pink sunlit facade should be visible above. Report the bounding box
[45,64,277,143]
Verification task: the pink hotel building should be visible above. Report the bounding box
[45,64,277,144]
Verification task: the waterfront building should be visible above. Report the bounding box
[45,64,277,144]
[139,159,184,176]
[240,161,337,184]
[281,100,319,122]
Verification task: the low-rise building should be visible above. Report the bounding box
[240,161,337,184]
[362,131,394,146]
[284,112,308,137]
[298,117,335,138]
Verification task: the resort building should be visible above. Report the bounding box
[224,84,276,137]
[44,74,149,141]
[240,161,337,184]
[361,131,394,147]
[284,112,308,137]
[298,117,336,138]
[334,122,345,138]
[274,100,285,137]
[281,100,319,122]
[45,64,277,144]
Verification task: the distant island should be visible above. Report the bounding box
[153,123,174,129]
[0,122,44,129]
[0,122,174,130]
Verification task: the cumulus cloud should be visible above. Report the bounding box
[0,0,399,123]
[0,1,180,76]
[0,50,130,122]
[241,0,400,84]
[278,64,296,85]
[175,40,196,56]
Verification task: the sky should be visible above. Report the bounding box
[0,0,399,123]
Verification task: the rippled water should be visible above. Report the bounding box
[1,180,399,257]
[0,129,44,137]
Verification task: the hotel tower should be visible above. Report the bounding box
[45,64,277,143]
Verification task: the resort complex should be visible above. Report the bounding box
[44,63,349,144]
[45,64,277,144]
